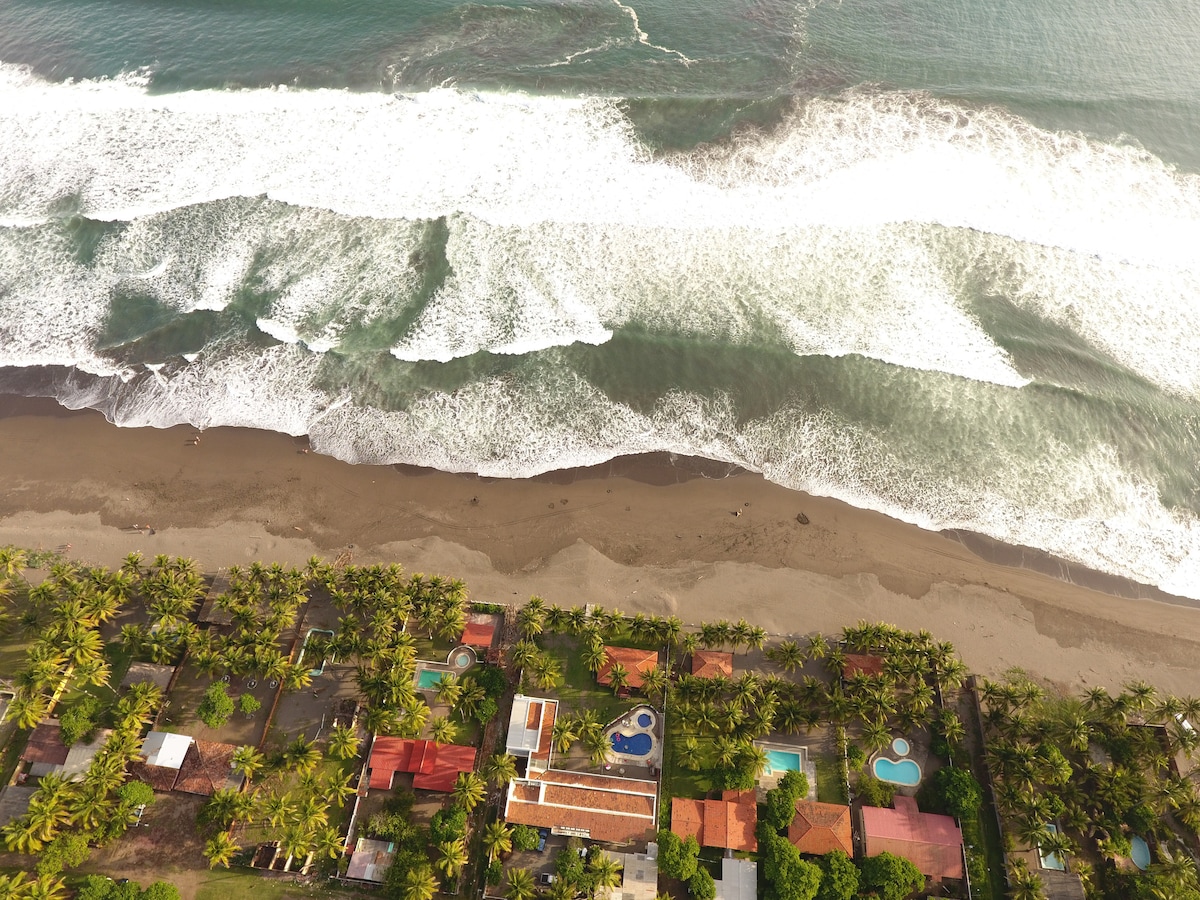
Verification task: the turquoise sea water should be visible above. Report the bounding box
[2,0,1200,597]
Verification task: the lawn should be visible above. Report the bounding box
[194,868,360,900]
[813,755,847,804]
[537,634,629,725]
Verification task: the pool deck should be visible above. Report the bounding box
[602,705,663,769]
[754,740,817,798]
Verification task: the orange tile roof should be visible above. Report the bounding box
[862,796,963,879]
[504,770,657,844]
[22,721,68,766]
[789,800,853,856]
[368,738,477,792]
[596,646,659,689]
[691,651,734,679]
[671,790,757,852]
[460,621,496,648]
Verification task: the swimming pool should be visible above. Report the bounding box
[1039,824,1066,871]
[637,713,652,728]
[453,651,472,667]
[1130,835,1150,870]
[765,749,802,775]
[891,737,910,756]
[610,732,653,756]
[417,669,446,690]
[300,628,334,676]
[873,757,922,786]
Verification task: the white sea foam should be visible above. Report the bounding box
[46,350,1200,600]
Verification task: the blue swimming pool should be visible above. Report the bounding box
[873,757,922,786]
[1130,835,1150,870]
[637,713,652,727]
[765,749,801,775]
[1039,824,1066,871]
[417,669,445,689]
[610,732,653,756]
[891,737,910,756]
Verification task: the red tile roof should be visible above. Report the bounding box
[789,800,853,856]
[671,790,757,852]
[125,761,179,792]
[691,651,734,679]
[368,737,477,792]
[596,646,659,689]
[21,721,69,766]
[862,796,964,880]
[173,740,239,796]
[504,769,658,844]
[844,654,885,677]
[460,621,496,648]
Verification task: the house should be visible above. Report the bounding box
[345,837,396,882]
[460,620,497,649]
[504,769,658,844]
[506,695,557,774]
[671,790,757,853]
[367,737,476,792]
[714,857,757,900]
[126,731,241,795]
[789,800,854,856]
[861,796,964,880]
[596,647,659,690]
[691,651,734,680]
[22,721,112,781]
[605,847,658,900]
[174,740,241,796]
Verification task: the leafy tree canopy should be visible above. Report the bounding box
[935,767,983,819]
[860,852,924,900]
[197,682,235,729]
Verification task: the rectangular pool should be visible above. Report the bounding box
[417,668,446,690]
[1039,825,1066,871]
[765,749,801,775]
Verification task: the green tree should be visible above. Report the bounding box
[763,770,809,832]
[452,771,485,811]
[656,830,699,881]
[197,682,235,728]
[327,725,359,761]
[511,824,541,852]
[688,870,716,900]
[204,832,240,869]
[435,838,468,881]
[936,766,983,819]
[482,753,519,787]
[816,850,859,900]
[116,781,155,809]
[505,868,537,900]
[35,832,90,877]
[482,819,512,861]
[139,883,181,900]
[401,865,438,900]
[860,852,924,900]
[237,693,261,715]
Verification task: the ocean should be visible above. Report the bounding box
[2,0,1200,598]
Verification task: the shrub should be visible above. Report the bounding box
[78,875,117,900]
[60,695,102,746]
[485,860,503,886]
[688,868,716,900]
[512,824,541,852]
[430,806,467,843]
[935,767,983,819]
[117,781,156,809]
[140,883,182,900]
[197,682,235,728]
[845,744,866,772]
[238,693,262,715]
[36,832,91,876]
[856,773,895,808]
[475,697,499,724]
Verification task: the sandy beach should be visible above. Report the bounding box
[3,395,1200,695]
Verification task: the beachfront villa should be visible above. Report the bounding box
[691,650,734,679]
[861,795,964,882]
[670,790,758,853]
[596,646,660,691]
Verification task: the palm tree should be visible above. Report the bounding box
[606,662,629,694]
[806,633,829,660]
[482,819,513,861]
[678,736,703,771]
[552,718,578,755]
[1007,859,1046,900]
[430,716,458,745]
[22,874,70,900]
[435,673,463,708]
[326,725,360,761]
[231,746,267,782]
[283,737,322,773]
[640,665,668,701]
[402,865,439,900]
[768,640,806,672]
[587,730,614,767]
[204,832,241,869]
[588,852,624,897]
[582,642,608,674]
[436,838,469,881]
[482,753,519,787]
[452,771,486,811]
[529,653,562,691]
[505,868,537,900]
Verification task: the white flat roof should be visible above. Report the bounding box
[141,731,193,770]
[346,837,394,883]
[506,695,550,756]
[715,857,758,900]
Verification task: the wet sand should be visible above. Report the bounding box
[3,396,1200,695]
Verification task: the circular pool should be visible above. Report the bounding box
[892,737,911,757]
[455,652,471,667]
[1130,835,1150,870]
[637,713,652,728]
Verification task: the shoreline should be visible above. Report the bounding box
[4,394,1200,694]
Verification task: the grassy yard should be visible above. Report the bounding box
[194,869,360,900]
[813,755,847,804]
[538,634,629,725]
